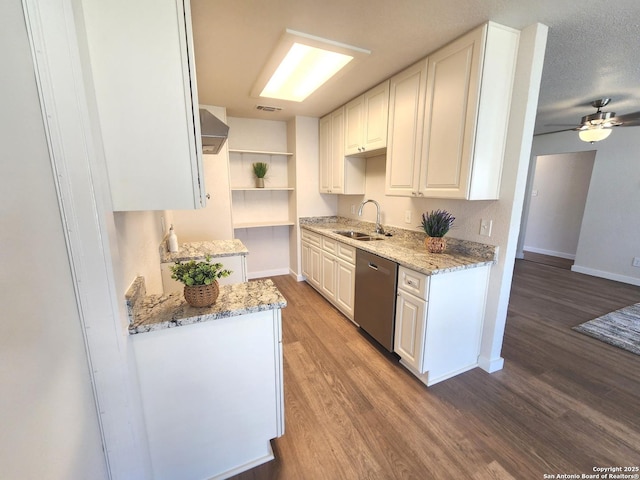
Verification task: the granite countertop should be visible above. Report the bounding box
[300,216,497,276]
[126,276,287,335]
[160,239,249,264]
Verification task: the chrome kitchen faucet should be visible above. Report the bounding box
[358,199,385,235]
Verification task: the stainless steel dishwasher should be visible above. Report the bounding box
[354,250,398,351]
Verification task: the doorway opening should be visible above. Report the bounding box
[521,151,596,269]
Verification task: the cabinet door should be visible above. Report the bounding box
[363,80,389,152]
[330,108,345,192]
[344,95,364,156]
[420,26,484,199]
[82,0,204,211]
[394,290,426,372]
[335,258,355,320]
[301,242,312,279]
[309,246,322,288]
[320,253,337,301]
[303,242,322,288]
[386,61,427,196]
[319,114,332,193]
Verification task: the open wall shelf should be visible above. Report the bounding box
[229,150,295,230]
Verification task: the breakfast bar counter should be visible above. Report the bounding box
[126,276,286,334]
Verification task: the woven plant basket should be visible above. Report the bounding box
[425,236,447,254]
[183,281,219,307]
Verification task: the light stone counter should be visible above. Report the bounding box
[160,239,248,264]
[300,216,497,276]
[126,276,287,334]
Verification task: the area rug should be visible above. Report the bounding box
[573,303,640,355]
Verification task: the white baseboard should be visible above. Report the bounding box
[289,269,305,282]
[571,265,640,287]
[523,246,575,260]
[478,356,504,373]
[247,268,290,279]
[209,444,275,480]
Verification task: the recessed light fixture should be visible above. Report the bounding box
[252,29,370,103]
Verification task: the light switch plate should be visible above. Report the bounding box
[404,210,412,223]
[480,219,493,237]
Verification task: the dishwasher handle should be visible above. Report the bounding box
[368,262,379,270]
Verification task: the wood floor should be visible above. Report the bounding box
[522,251,574,270]
[233,260,640,479]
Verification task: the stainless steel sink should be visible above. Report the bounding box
[335,230,369,238]
[334,230,384,241]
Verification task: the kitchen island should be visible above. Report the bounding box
[126,277,286,480]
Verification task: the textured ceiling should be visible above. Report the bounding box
[190,0,640,135]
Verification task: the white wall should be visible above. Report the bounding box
[0,1,108,477]
[530,127,640,286]
[112,211,165,295]
[167,105,234,243]
[522,151,595,259]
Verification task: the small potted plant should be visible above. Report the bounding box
[252,161,269,188]
[170,255,232,307]
[420,209,455,253]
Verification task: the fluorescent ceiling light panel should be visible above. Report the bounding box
[261,43,353,102]
[253,30,370,103]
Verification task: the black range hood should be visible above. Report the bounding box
[199,108,229,154]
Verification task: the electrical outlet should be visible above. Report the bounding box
[160,216,166,235]
[404,210,412,224]
[350,204,356,215]
[633,257,640,267]
[480,219,493,237]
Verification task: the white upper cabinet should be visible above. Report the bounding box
[319,107,365,195]
[319,114,332,193]
[420,22,519,199]
[81,0,205,211]
[344,81,390,156]
[385,59,428,196]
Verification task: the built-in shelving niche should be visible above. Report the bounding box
[229,148,295,278]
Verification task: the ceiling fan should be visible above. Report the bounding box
[541,98,640,143]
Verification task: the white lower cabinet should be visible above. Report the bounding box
[335,258,356,319]
[321,253,338,302]
[132,309,284,480]
[301,230,322,288]
[301,230,356,321]
[394,288,427,371]
[394,264,490,386]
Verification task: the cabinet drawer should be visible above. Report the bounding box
[322,236,338,255]
[337,242,356,264]
[398,266,429,299]
[301,229,321,248]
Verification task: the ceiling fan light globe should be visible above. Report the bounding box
[578,127,612,143]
